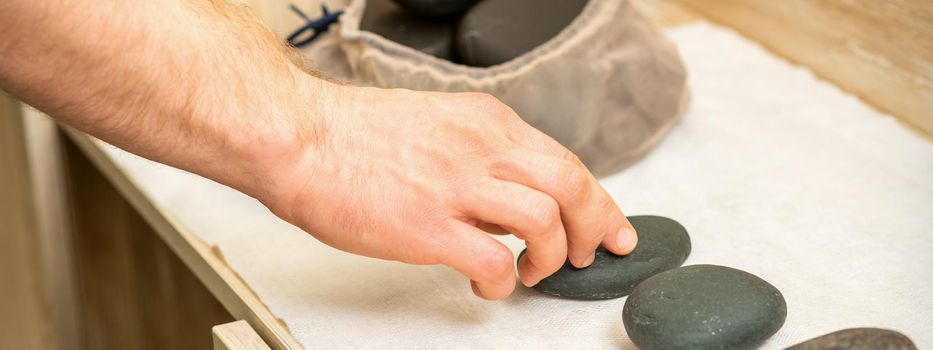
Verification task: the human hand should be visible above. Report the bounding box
[0,0,633,301]
[261,82,638,300]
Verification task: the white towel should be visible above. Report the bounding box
[103,22,933,349]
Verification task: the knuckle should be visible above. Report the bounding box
[480,247,514,279]
[556,146,582,164]
[599,195,618,213]
[556,163,591,201]
[477,92,501,104]
[525,195,561,232]
[469,93,514,122]
[465,92,499,108]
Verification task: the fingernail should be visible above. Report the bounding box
[521,277,537,288]
[582,252,596,267]
[616,226,638,254]
[518,255,542,287]
[519,269,541,287]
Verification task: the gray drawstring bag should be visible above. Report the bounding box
[300,0,689,176]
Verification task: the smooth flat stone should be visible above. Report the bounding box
[522,215,690,300]
[456,0,588,67]
[623,264,787,350]
[785,328,917,350]
[391,0,479,18]
[361,0,456,59]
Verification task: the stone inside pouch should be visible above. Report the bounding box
[334,0,691,177]
[360,0,589,67]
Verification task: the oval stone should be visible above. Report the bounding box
[456,0,588,67]
[623,265,787,350]
[786,328,917,350]
[361,0,456,59]
[391,0,479,18]
[522,215,691,300]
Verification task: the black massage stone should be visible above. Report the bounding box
[785,328,917,350]
[623,264,787,350]
[391,0,479,18]
[361,0,456,59]
[521,215,690,300]
[457,0,588,67]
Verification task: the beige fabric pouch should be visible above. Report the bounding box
[303,0,689,176]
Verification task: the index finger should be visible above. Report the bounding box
[496,125,638,266]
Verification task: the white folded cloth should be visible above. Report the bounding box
[102,22,933,349]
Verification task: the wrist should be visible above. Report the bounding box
[232,73,344,214]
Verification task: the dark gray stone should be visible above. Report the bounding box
[391,0,479,18]
[361,0,456,59]
[623,264,787,350]
[456,0,588,67]
[785,328,917,350]
[522,215,690,300]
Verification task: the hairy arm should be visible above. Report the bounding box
[0,0,637,300]
[0,0,318,199]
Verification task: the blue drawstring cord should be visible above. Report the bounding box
[287,4,344,48]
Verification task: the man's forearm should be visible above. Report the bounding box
[0,0,326,198]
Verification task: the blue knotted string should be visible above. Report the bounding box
[287,4,344,47]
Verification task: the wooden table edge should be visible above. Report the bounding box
[214,320,273,350]
[62,126,302,350]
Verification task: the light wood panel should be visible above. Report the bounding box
[631,0,701,28]
[63,128,302,349]
[62,133,235,349]
[0,92,55,350]
[672,0,933,137]
[214,321,272,350]
[22,109,84,350]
